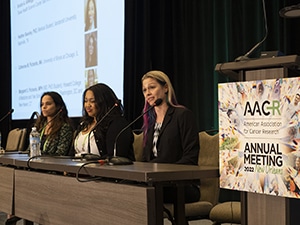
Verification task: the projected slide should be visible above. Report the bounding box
[10,0,124,119]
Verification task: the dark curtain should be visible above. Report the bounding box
[124,0,300,132]
[0,0,12,144]
[1,0,300,144]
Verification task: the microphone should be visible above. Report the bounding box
[235,0,268,62]
[0,109,14,123]
[38,107,64,143]
[109,98,163,165]
[29,111,40,121]
[85,100,121,159]
[41,107,63,128]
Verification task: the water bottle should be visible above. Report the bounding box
[29,127,41,157]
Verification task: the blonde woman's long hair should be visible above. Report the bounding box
[141,70,179,107]
[141,70,183,144]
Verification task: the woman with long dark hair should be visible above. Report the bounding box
[35,91,73,156]
[72,83,135,161]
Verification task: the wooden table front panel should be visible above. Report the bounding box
[15,170,154,225]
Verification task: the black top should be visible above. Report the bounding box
[143,106,199,165]
[71,116,135,161]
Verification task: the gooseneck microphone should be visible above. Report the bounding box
[110,98,163,165]
[40,107,64,131]
[235,0,268,62]
[84,100,121,158]
[29,111,40,121]
[0,109,14,123]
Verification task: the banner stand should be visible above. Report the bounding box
[215,55,300,225]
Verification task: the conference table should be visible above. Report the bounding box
[0,153,218,225]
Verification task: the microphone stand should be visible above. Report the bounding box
[235,0,268,62]
[0,109,14,123]
[109,98,163,165]
[0,109,14,150]
[84,100,120,160]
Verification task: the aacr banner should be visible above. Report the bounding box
[218,77,300,198]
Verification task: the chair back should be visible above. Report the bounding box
[5,128,27,151]
[164,131,220,219]
[198,131,219,206]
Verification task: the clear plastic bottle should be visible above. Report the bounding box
[29,127,41,157]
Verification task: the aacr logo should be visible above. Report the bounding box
[244,100,281,116]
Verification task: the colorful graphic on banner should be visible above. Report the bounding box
[218,77,300,198]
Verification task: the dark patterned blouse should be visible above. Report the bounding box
[40,123,73,156]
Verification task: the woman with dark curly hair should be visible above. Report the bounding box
[72,83,135,161]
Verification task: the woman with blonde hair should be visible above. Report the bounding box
[141,70,200,204]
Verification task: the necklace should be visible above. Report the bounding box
[75,132,90,152]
